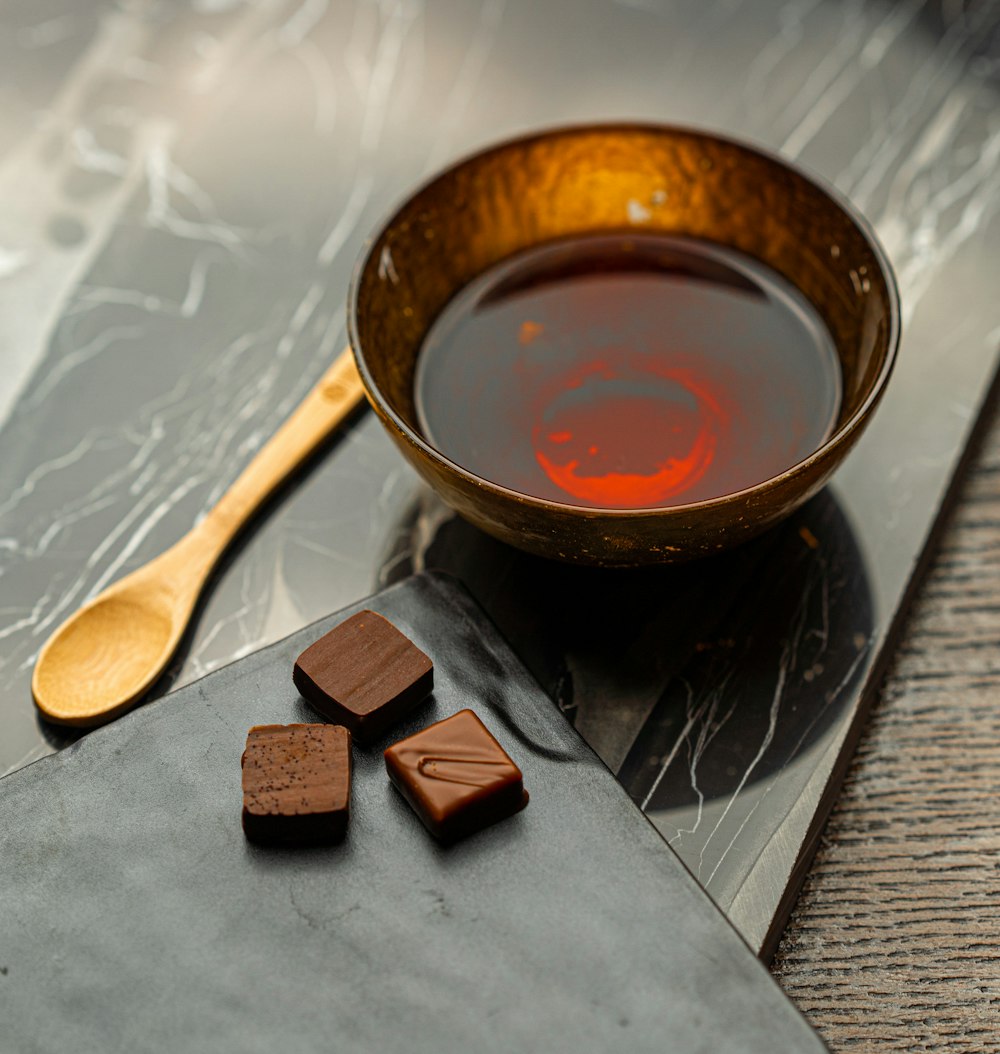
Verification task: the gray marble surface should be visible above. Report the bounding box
[1,0,998,954]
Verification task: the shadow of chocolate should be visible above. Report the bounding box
[379,485,874,807]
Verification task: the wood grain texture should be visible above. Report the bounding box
[772,401,1000,1051]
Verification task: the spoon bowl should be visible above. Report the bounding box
[33,582,183,726]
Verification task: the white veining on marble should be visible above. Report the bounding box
[144,140,252,252]
[700,592,811,886]
[423,0,505,170]
[0,5,161,429]
[0,0,998,954]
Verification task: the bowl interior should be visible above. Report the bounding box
[352,126,896,489]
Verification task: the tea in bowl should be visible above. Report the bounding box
[348,124,899,566]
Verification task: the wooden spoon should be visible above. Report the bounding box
[32,348,366,728]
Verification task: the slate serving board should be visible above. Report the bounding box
[0,573,825,1054]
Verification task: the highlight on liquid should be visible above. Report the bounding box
[414,233,842,511]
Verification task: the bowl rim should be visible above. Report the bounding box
[347,120,901,518]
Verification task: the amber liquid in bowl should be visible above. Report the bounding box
[415,232,842,510]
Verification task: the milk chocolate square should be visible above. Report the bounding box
[384,709,528,843]
[293,610,433,743]
[241,723,351,844]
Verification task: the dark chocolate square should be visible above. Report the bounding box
[293,610,433,742]
[384,709,528,843]
[241,723,351,844]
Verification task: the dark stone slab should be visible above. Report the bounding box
[0,573,825,1054]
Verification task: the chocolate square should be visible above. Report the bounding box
[241,723,351,844]
[293,610,433,742]
[384,709,528,843]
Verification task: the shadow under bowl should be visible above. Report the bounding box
[348,123,900,566]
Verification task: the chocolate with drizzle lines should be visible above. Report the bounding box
[384,709,528,843]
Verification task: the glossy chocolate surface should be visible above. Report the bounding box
[385,708,527,842]
[241,723,351,845]
[293,610,433,742]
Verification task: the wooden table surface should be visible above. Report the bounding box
[773,396,1000,1051]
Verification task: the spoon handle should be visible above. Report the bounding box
[191,348,366,563]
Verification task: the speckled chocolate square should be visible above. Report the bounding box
[241,723,351,844]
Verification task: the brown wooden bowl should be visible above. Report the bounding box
[348,123,900,566]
